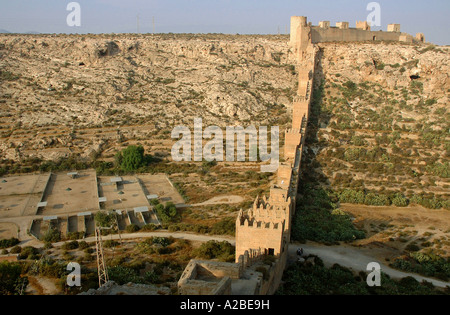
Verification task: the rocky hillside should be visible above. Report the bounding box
[306,42,449,208]
[0,34,296,164]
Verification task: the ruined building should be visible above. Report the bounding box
[178,16,424,295]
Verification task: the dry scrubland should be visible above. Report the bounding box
[0,34,449,294]
[297,41,449,257]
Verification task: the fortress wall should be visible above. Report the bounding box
[260,243,289,295]
[292,100,309,129]
[277,163,293,187]
[235,221,285,259]
[311,27,403,43]
[284,131,302,160]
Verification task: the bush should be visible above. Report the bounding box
[78,241,89,250]
[364,193,391,206]
[41,228,61,243]
[392,194,408,207]
[405,244,420,252]
[210,217,235,236]
[0,238,20,249]
[0,262,28,295]
[10,246,22,254]
[94,211,116,228]
[125,224,140,233]
[339,189,365,204]
[18,246,39,260]
[155,202,179,224]
[194,241,235,262]
[107,266,141,285]
[62,241,79,251]
[141,224,158,232]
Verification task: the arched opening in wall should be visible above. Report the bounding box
[373,36,377,41]
[268,248,275,256]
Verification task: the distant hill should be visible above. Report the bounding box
[0,29,40,34]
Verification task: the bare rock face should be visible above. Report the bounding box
[318,43,449,98]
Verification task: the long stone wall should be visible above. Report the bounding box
[178,16,319,296]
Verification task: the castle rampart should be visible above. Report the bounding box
[291,16,423,52]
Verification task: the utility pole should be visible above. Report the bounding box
[95,226,109,288]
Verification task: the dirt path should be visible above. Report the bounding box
[190,195,244,207]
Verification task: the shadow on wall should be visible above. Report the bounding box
[290,50,366,245]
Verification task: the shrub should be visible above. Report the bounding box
[392,194,408,207]
[0,262,28,295]
[62,241,79,251]
[155,202,179,224]
[125,224,140,233]
[0,238,20,249]
[41,228,61,243]
[78,241,89,250]
[364,193,391,206]
[141,224,158,231]
[339,189,365,204]
[107,266,141,285]
[94,211,116,228]
[194,241,235,262]
[210,217,235,236]
[10,246,22,254]
[18,246,39,260]
[405,244,420,252]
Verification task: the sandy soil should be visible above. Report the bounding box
[0,222,18,239]
[341,203,450,256]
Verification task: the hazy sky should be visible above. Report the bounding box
[0,0,448,45]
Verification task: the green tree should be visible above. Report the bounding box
[94,211,116,228]
[119,145,145,172]
[155,202,179,224]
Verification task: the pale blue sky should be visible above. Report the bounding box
[0,0,448,45]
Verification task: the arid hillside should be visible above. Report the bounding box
[0,33,296,164]
[306,42,449,205]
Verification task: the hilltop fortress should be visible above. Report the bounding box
[291,16,425,56]
[179,16,426,295]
